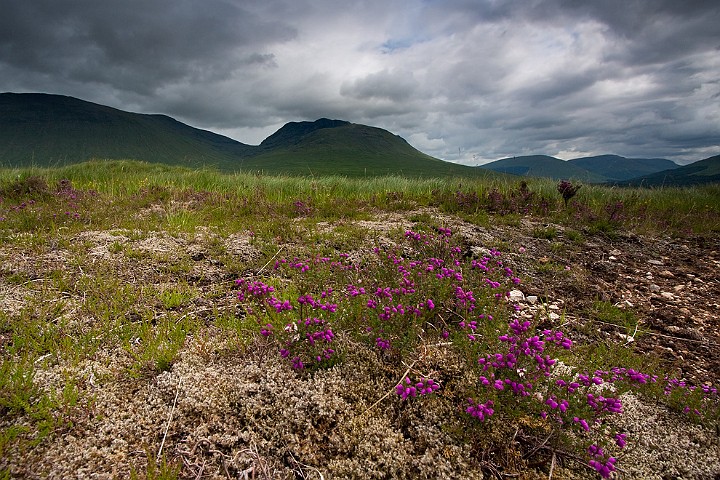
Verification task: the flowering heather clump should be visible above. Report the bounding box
[234,226,719,477]
[292,199,313,216]
[557,180,581,207]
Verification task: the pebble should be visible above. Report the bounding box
[508,290,525,301]
[649,284,661,292]
[549,312,560,321]
[673,284,685,292]
[661,292,675,300]
[648,259,664,266]
[526,295,538,304]
[609,249,622,256]
[617,333,634,343]
[659,270,675,278]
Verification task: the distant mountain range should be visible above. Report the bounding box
[478,154,720,186]
[1,92,718,184]
[0,92,487,178]
[478,154,680,183]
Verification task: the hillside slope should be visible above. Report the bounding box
[616,155,720,186]
[0,93,254,168]
[246,121,486,177]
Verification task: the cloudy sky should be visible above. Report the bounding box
[1,0,719,165]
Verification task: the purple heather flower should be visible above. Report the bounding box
[573,417,590,432]
[589,457,616,479]
[466,399,495,421]
[376,337,391,350]
[396,377,418,400]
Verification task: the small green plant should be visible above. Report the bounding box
[532,225,558,240]
[588,300,640,337]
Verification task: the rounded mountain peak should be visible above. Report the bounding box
[260,118,350,149]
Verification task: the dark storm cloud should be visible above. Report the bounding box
[0,0,294,92]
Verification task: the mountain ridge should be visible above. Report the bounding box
[0,92,493,178]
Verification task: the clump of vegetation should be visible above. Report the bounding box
[235,227,719,478]
[557,180,582,207]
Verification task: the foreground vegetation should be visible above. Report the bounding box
[1,160,718,478]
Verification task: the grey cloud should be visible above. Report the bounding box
[0,0,295,92]
[340,69,420,102]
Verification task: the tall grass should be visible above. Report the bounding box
[1,159,718,236]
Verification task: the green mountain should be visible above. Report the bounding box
[0,92,254,169]
[616,155,720,187]
[569,155,678,181]
[478,155,607,183]
[259,118,351,149]
[244,120,484,177]
[0,92,488,178]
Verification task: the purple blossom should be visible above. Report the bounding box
[466,399,495,421]
[376,337,391,350]
[396,377,417,400]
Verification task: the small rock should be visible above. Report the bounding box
[648,259,664,266]
[617,333,634,343]
[526,295,538,304]
[609,249,622,256]
[548,304,560,310]
[549,312,560,321]
[649,284,661,292]
[661,291,675,300]
[673,284,685,292]
[659,270,674,278]
[608,256,617,261]
[508,290,524,301]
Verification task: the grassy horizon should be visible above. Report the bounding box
[2,159,718,236]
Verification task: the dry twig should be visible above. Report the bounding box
[157,377,182,463]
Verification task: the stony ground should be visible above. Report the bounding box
[1,209,718,479]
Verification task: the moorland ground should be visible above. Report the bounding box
[1,161,719,479]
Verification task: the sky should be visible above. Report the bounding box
[1,0,719,165]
